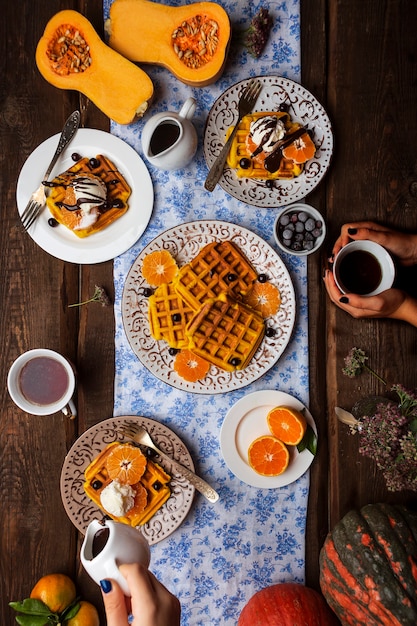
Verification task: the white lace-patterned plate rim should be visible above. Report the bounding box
[16,129,154,264]
[122,220,296,394]
[204,75,333,208]
[60,415,195,545]
[220,390,317,488]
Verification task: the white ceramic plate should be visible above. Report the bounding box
[16,129,154,264]
[122,220,296,394]
[220,390,316,488]
[60,416,195,545]
[204,75,333,208]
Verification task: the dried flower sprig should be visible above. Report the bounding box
[68,284,111,308]
[357,387,417,492]
[243,8,273,58]
[342,347,386,385]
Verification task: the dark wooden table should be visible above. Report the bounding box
[1,0,416,623]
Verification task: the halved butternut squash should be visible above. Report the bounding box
[36,10,154,124]
[106,0,231,87]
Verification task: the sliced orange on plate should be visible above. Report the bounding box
[106,443,147,485]
[173,349,210,382]
[141,250,178,286]
[243,282,281,317]
[267,405,307,446]
[282,131,316,164]
[248,435,290,476]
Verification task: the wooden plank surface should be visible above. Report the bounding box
[1,0,416,623]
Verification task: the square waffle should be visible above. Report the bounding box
[226,111,304,180]
[45,154,131,238]
[148,282,195,349]
[174,240,258,312]
[186,294,265,371]
[84,442,171,527]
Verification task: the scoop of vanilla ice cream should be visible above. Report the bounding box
[100,480,136,517]
[249,116,286,154]
[70,175,107,230]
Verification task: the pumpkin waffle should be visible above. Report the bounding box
[174,240,258,312]
[186,294,265,371]
[45,154,131,237]
[226,111,304,180]
[84,442,171,527]
[148,282,195,349]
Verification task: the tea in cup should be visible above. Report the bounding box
[333,240,395,296]
[7,348,77,418]
[80,519,150,596]
[141,97,198,170]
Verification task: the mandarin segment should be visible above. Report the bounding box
[141,250,178,286]
[267,405,307,446]
[173,349,210,382]
[282,130,316,164]
[248,435,290,476]
[243,282,281,317]
[106,443,147,484]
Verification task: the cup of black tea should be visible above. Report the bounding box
[7,348,76,418]
[333,240,395,296]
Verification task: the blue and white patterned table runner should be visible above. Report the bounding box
[104,1,307,623]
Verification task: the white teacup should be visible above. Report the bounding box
[141,97,198,171]
[333,240,396,296]
[7,348,77,418]
[80,519,151,596]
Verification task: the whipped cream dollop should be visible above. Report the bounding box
[100,480,135,517]
[249,116,286,156]
[65,174,107,230]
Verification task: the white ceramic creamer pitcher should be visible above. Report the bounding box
[80,519,150,596]
[141,97,198,170]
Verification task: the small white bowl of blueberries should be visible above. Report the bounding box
[274,203,326,256]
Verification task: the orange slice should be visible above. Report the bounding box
[141,250,178,286]
[267,405,307,446]
[173,349,210,382]
[248,435,290,476]
[243,282,281,317]
[127,481,148,516]
[282,131,316,164]
[106,443,147,485]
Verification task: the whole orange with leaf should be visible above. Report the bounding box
[65,600,99,626]
[30,573,76,614]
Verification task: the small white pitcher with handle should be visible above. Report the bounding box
[141,97,198,170]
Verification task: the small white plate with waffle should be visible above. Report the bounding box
[122,220,296,394]
[16,129,154,264]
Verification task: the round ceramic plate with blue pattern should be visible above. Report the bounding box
[204,75,333,208]
[122,220,296,394]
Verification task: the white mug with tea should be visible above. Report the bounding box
[333,240,396,296]
[7,348,77,418]
[141,97,198,171]
[80,519,150,596]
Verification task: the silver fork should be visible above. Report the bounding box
[20,110,81,231]
[204,78,262,192]
[120,425,220,503]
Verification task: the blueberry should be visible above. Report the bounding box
[282,228,294,240]
[227,273,237,282]
[142,287,153,297]
[153,481,162,491]
[305,218,316,232]
[290,213,299,223]
[312,228,322,238]
[168,347,179,356]
[230,357,241,367]
[279,215,290,226]
[71,152,82,162]
[297,211,308,222]
[48,218,59,228]
[111,199,124,209]
[303,240,315,251]
[172,313,181,323]
[291,241,303,251]
[258,273,269,283]
[92,480,103,490]
[265,179,274,188]
[265,327,276,337]
[89,157,100,168]
[239,158,251,169]
[295,221,305,233]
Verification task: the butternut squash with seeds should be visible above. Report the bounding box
[36,10,154,124]
[106,0,231,87]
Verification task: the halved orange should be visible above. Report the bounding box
[173,349,210,382]
[282,131,316,164]
[243,282,281,317]
[267,405,307,445]
[248,435,290,476]
[141,250,178,286]
[106,444,147,485]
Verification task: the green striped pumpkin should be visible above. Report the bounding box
[320,503,417,625]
